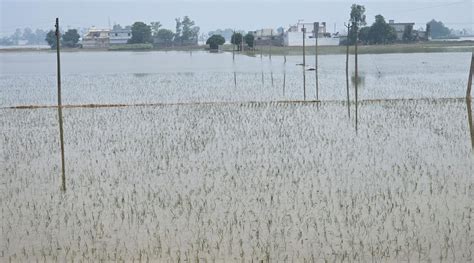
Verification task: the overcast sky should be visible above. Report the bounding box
[0,0,472,36]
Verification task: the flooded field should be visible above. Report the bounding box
[0,51,471,107]
[1,51,474,261]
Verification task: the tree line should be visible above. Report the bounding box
[127,16,200,46]
[347,4,455,45]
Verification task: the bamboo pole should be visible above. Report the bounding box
[345,23,351,118]
[55,18,66,192]
[467,52,474,99]
[354,23,359,133]
[303,25,306,100]
[315,22,319,101]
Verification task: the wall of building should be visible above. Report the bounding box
[284,32,339,46]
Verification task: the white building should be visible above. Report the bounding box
[82,28,110,48]
[109,28,132,45]
[284,22,339,46]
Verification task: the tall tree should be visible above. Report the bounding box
[155,29,175,46]
[427,19,451,39]
[348,4,366,44]
[244,33,255,48]
[45,30,57,49]
[129,22,152,44]
[368,15,396,44]
[62,29,80,47]
[180,16,199,45]
[402,24,414,42]
[150,21,162,37]
[174,18,182,44]
[206,35,225,50]
[231,32,243,51]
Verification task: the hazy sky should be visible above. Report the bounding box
[0,0,472,37]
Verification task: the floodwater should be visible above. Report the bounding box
[0,51,473,261]
[0,51,471,106]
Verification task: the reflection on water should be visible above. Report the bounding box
[467,98,474,150]
[133,73,150,78]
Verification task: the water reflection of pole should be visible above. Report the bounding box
[303,67,306,101]
[55,18,66,192]
[467,98,474,150]
[234,72,237,88]
[467,52,473,99]
[283,70,286,97]
[345,23,351,118]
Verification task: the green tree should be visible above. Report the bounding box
[155,29,175,46]
[129,22,152,44]
[45,30,57,49]
[231,32,243,51]
[402,24,414,42]
[368,15,396,44]
[358,26,370,44]
[427,19,451,39]
[150,21,162,37]
[244,33,255,48]
[62,29,80,47]
[206,34,225,50]
[22,28,35,44]
[174,18,182,44]
[179,16,199,45]
[348,4,366,44]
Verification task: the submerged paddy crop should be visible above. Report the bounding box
[1,99,473,261]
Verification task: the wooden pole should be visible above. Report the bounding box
[55,18,66,192]
[303,25,306,100]
[315,22,319,101]
[345,23,350,118]
[467,52,474,99]
[354,23,359,133]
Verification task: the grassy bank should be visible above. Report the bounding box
[1,41,472,54]
[227,41,474,56]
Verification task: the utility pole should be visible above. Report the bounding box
[55,18,66,192]
[314,22,319,101]
[344,22,351,118]
[303,25,306,101]
[354,21,359,133]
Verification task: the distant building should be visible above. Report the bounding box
[388,20,415,41]
[284,22,339,46]
[109,28,131,45]
[82,28,110,48]
[251,28,281,46]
